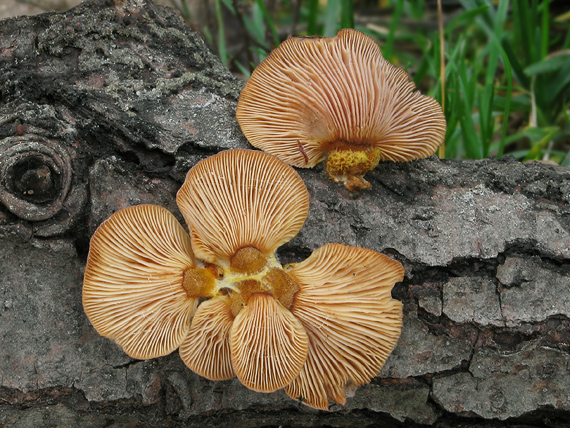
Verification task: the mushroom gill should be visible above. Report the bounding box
[285,243,405,409]
[179,296,236,380]
[230,293,309,393]
[83,204,204,359]
[176,149,309,266]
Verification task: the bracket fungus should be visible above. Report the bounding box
[236,28,446,191]
[83,149,405,409]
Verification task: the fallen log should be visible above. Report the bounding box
[1,1,570,427]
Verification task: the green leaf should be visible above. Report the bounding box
[323,0,341,38]
[254,0,280,46]
[214,0,227,66]
[307,0,320,35]
[383,0,404,61]
[220,0,235,15]
[234,61,251,79]
[523,53,570,76]
[522,126,560,161]
[445,4,489,34]
[340,0,354,29]
[501,39,530,89]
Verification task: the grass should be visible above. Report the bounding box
[178,0,570,165]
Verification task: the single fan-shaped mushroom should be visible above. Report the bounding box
[231,293,309,392]
[82,204,209,359]
[83,148,405,410]
[236,28,446,191]
[176,148,309,267]
[285,243,404,409]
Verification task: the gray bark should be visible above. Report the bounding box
[1,1,570,427]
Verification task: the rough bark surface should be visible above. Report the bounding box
[1,1,570,427]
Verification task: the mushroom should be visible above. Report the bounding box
[178,296,235,380]
[285,243,404,409]
[83,148,405,409]
[236,28,446,191]
[176,148,309,267]
[230,293,309,392]
[82,204,209,359]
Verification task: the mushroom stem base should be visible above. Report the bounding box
[182,267,217,298]
[325,148,381,191]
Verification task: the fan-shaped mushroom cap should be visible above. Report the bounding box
[230,293,309,393]
[176,149,309,266]
[179,296,236,380]
[284,243,404,410]
[236,28,446,190]
[83,205,199,359]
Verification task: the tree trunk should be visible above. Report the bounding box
[1,1,570,427]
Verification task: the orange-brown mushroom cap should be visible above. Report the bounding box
[230,293,309,393]
[284,243,404,410]
[176,149,309,266]
[236,29,446,189]
[83,205,199,359]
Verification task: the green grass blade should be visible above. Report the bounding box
[479,45,499,156]
[443,75,462,158]
[513,0,537,64]
[459,0,494,38]
[458,57,483,159]
[324,0,341,37]
[541,0,551,59]
[524,53,570,76]
[214,0,228,66]
[254,0,280,46]
[201,25,213,46]
[307,0,320,35]
[234,61,251,79]
[220,0,235,14]
[340,0,354,29]
[496,45,513,158]
[563,24,570,49]
[249,2,266,46]
[445,4,489,34]
[523,126,560,161]
[479,0,508,157]
[382,0,404,61]
[501,38,530,88]
[175,0,192,20]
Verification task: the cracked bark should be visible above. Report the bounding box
[1,1,570,427]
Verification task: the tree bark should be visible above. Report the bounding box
[1,1,570,427]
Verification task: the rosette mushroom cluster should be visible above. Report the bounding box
[83,149,404,410]
[236,29,446,191]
